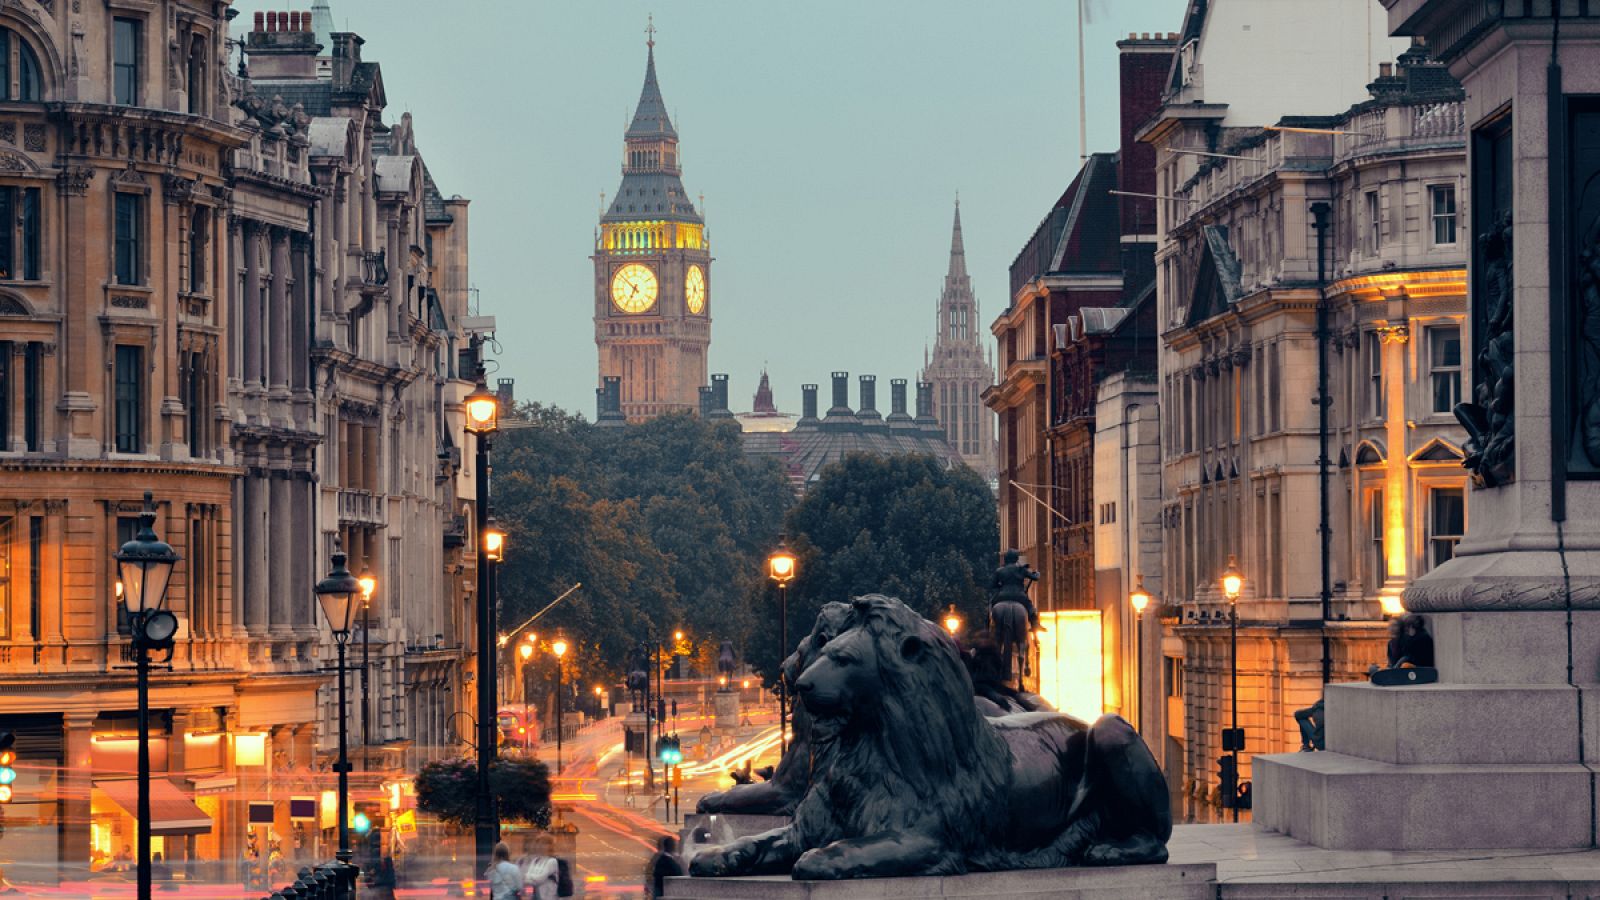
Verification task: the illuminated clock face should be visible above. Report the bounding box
[611,264,658,314]
[685,265,706,314]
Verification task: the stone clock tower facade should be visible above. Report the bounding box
[594,33,711,421]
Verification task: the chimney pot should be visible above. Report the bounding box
[270,10,281,32]
[1379,62,1393,77]
[304,15,313,32]
[254,11,264,31]
[289,11,300,31]
[1142,32,1150,39]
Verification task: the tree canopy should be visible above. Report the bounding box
[747,453,999,678]
[492,407,793,686]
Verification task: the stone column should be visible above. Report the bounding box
[227,217,243,384]
[386,213,403,338]
[59,713,96,875]
[243,469,269,638]
[241,223,262,390]
[290,474,315,637]
[268,468,292,638]
[267,229,290,399]
[1380,322,1409,599]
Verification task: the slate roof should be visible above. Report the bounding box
[741,419,962,491]
[627,44,677,140]
[1009,153,1121,300]
[252,80,332,117]
[603,172,701,222]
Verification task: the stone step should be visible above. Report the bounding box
[1254,750,1594,850]
[663,863,1218,899]
[1325,681,1583,765]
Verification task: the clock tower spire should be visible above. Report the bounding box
[593,24,710,422]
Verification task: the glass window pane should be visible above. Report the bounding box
[22,187,39,281]
[114,18,138,106]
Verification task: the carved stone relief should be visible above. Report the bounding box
[1457,211,1515,487]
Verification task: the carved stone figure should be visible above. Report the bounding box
[691,595,1171,880]
[1456,212,1515,487]
[991,549,1040,679]
[625,642,651,708]
[1577,200,1600,467]
[695,602,851,817]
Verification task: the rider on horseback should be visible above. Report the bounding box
[991,548,1041,630]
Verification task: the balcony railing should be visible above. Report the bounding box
[337,489,382,525]
[362,250,388,288]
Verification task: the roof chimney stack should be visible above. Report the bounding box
[709,373,734,421]
[825,371,853,422]
[887,378,914,427]
[799,384,820,426]
[857,375,882,426]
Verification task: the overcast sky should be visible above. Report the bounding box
[232,0,1191,416]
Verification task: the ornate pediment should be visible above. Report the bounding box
[1186,225,1244,327]
[1411,437,1465,464]
[0,148,40,174]
[0,293,26,315]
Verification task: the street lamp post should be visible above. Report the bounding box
[518,641,534,753]
[463,364,500,873]
[115,493,180,900]
[552,638,569,774]
[357,571,376,773]
[767,541,797,756]
[1220,555,1244,823]
[1129,576,1151,737]
[316,546,362,863]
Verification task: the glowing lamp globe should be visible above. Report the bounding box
[1221,555,1244,603]
[767,543,797,584]
[1130,575,1152,616]
[463,380,499,434]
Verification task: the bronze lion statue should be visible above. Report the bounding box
[690,594,1170,880]
[695,601,853,817]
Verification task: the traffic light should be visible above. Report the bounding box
[1217,755,1237,810]
[0,731,16,804]
[658,734,682,766]
[670,699,678,719]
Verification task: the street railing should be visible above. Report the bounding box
[265,862,361,900]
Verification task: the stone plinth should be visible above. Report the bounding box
[714,690,741,730]
[663,864,1217,899]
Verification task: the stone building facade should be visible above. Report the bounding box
[921,201,996,481]
[0,1,474,880]
[1141,7,1468,813]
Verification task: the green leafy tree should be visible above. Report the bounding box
[750,453,997,679]
[493,409,792,686]
[414,756,552,830]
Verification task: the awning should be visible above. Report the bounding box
[94,779,213,836]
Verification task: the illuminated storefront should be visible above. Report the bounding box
[1036,610,1104,723]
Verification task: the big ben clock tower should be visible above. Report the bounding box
[594,26,711,421]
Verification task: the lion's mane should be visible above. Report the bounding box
[791,594,1013,873]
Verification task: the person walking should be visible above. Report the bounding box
[645,835,684,900]
[485,842,524,900]
[519,835,559,900]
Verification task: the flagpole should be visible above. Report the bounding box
[1077,0,1087,161]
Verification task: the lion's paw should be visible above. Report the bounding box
[791,848,841,881]
[689,850,732,877]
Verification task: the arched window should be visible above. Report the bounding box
[0,28,43,102]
